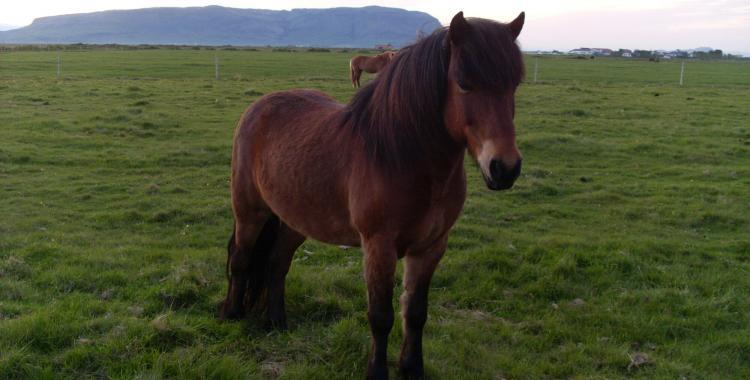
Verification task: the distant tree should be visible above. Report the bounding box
[634,50,652,58]
[709,49,723,59]
[694,51,709,59]
[612,49,631,57]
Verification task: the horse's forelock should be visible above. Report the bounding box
[455,18,525,92]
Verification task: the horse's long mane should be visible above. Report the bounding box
[344,28,450,171]
[343,18,524,171]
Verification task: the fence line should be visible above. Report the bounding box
[0,49,742,85]
[520,56,708,87]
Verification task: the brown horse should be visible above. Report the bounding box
[221,11,525,379]
[350,51,397,88]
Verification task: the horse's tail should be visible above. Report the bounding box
[244,213,280,313]
[225,229,236,285]
[349,58,357,88]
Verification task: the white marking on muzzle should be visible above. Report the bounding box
[477,140,497,180]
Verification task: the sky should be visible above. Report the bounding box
[1,0,748,54]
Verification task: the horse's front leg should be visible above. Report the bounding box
[398,237,447,379]
[362,237,398,380]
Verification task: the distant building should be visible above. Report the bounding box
[670,50,689,58]
[569,48,593,55]
[616,49,633,57]
[566,47,712,59]
[375,44,394,51]
[652,49,690,59]
[568,47,613,56]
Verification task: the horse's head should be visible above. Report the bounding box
[443,11,525,190]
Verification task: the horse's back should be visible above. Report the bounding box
[238,89,338,129]
[234,88,344,170]
[350,55,368,68]
[234,89,343,153]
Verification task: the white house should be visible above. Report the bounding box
[569,48,593,55]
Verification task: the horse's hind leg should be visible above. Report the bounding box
[350,60,358,88]
[221,210,274,320]
[354,69,362,88]
[265,222,305,329]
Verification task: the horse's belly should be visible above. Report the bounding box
[269,197,361,246]
[256,165,361,247]
[287,207,359,246]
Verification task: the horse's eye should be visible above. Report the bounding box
[458,83,472,93]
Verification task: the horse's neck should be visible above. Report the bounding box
[421,138,465,183]
[420,144,466,200]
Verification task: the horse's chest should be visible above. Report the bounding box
[403,175,467,251]
[418,194,464,239]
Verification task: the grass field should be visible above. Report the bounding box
[1,49,749,379]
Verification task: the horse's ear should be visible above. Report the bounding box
[508,12,525,40]
[449,11,471,45]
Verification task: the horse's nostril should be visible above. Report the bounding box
[510,159,522,179]
[489,159,506,180]
[490,159,522,182]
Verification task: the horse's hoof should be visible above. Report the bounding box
[268,318,288,330]
[220,310,245,321]
[398,366,424,380]
[218,301,245,321]
[398,357,424,379]
[366,365,389,380]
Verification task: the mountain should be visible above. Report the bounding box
[0,6,441,47]
[0,24,19,31]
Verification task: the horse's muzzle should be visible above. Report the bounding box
[486,159,521,190]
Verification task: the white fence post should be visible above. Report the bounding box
[679,61,685,86]
[215,54,219,80]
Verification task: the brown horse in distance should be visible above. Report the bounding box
[221,11,526,379]
[350,50,397,88]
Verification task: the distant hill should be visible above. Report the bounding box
[0,6,441,48]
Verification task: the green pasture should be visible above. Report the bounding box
[1,49,749,379]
